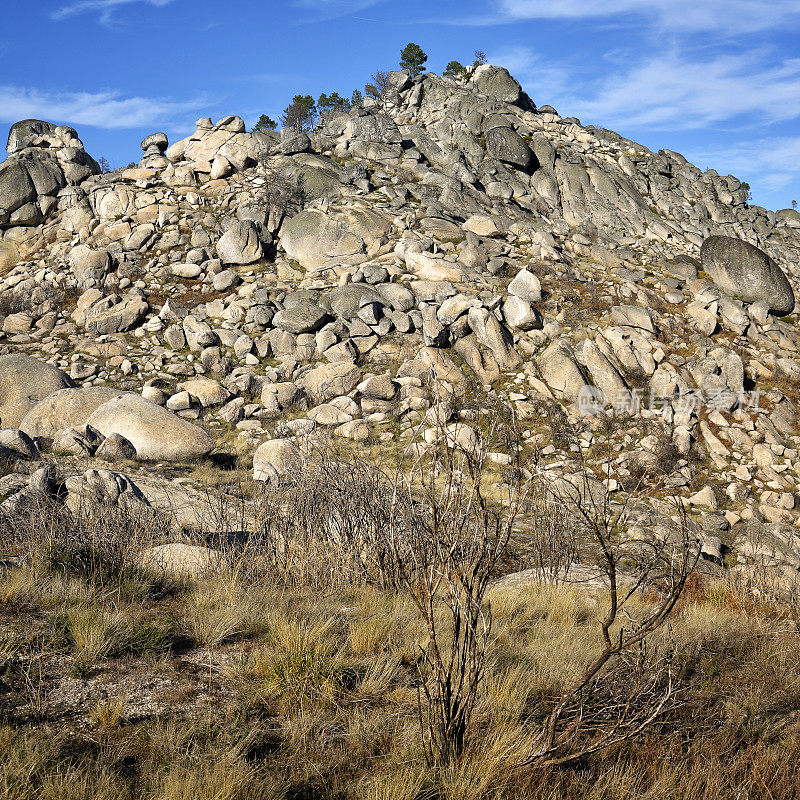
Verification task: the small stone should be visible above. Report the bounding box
[687,486,717,509]
[95,432,137,461]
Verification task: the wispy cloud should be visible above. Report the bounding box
[687,137,800,200]
[0,85,209,129]
[476,0,800,36]
[496,47,800,131]
[485,45,571,98]
[566,52,800,130]
[51,0,177,25]
[291,0,386,22]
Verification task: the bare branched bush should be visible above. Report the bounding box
[245,444,400,590]
[384,419,530,766]
[721,521,800,627]
[238,412,530,765]
[517,472,699,766]
[0,494,172,596]
[365,70,389,99]
[253,160,306,233]
[522,482,581,584]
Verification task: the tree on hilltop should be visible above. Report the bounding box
[365,69,389,98]
[253,114,277,132]
[444,60,468,79]
[318,92,351,115]
[400,43,427,77]
[281,95,317,134]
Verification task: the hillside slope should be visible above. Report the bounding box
[0,64,799,581]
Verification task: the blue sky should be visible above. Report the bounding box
[1,0,799,210]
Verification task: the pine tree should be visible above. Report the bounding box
[444,60,468,79]
[399,43,427,77]
[473,50,488,67]
[318,92,350,114]
[253,114,277,132]
[280,95,317,134]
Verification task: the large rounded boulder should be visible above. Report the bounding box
[700,236,795,316]
[85,394,213,462]
[295,361,361,405]
[485,126,535,172]
[472,65,524,105]
[19,386,122,438]
[216,220,265,265]
[537,339,589,402]
[279,207,391,270]
[68,245,113,289]
[253,438,302,483]
[0,355,75,428]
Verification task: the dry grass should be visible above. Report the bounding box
[349,614,394,655]
[0,570,799,798]
[360,764,429,800]
[89,694,127,730]
[185,583,255,647]
[66,606,129,664]
[0,480,798,798]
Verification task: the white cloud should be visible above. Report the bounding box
[485,45,571,98]
[0,85,208,130]
[51,0,176,24]
[499,48,800,131]
[686,137,800,199]
[492,0,800,35]
[291,0,386,21]
[568,53,800,129]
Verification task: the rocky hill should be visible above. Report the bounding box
[1,64,800,582]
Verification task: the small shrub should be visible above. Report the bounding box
[89,695,127,730]
[66,607,128,664]
[186,587,248,648]
[128,617,174,657]
[246,614,348,708]
[258,649,345,708]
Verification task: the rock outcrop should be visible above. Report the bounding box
[0,60,799,585]
[0,119,99,228]
[164,115,275,180]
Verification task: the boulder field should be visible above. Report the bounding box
[0,63,798,580]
